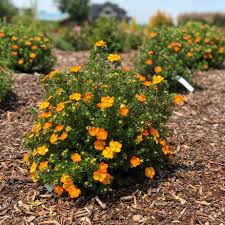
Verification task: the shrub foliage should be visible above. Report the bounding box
[136,22,225,88]
[0,23,55,73]
[24,42,176,198]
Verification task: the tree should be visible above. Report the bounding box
[0,0,18,19]
[56,0,90,24]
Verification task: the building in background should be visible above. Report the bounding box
[89,2,130,22]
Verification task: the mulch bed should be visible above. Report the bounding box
[0,50,224,225]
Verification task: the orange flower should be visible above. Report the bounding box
[97,96,114,108]
[38,111,52,118]
[102,147,114,159]
[11,51,18,56]
[102,174,112,185]
[109,141,122,153]
[60,174,73,184]
[39,100,50,110]
[136,94,147,102]
[122,66,131,71]
[88,126,99,136]
[29,53,36,59]
[94,140,106,151]
[148,50,154,55]
[130,156,142,167]
[195,36,201,43]
[18,59,24,65]
[32,45,37,50]
[146,59,153,65]
[96,128,108,140]
[67,186,81,198]
[39,161,48,172]
[69,92,81,101]
[152,75,164,85]
[55,102,65,112]
[150,128,159,144]
[43,122,52,130]
[23,153,29,163]
[55,125,64,132]
[60,132,68,140]
[144,81,152,87]
[30,162,37,174]
[83,92,92,102]
[95,40,106,47]
[107,54,121,62]
[71,153,82,163]
[154,66,162,73]
[0,32,5,37]
[173,95,185,105]
[50,133,58,144]
[142,129,149,136]
[119,104,129,116]
[37,145,49,155]
[70,66,81,73]
[136,73,146,81]
[12,44,18,49]
[149,32,157,38]
[93,170,107,182]
[31,123,41,133]
[99,162,108,173]
[145,167,155,178]
[187,52,193,57]
[54,185,64,196]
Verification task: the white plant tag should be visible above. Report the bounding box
[45,184,54,192]
[177,76,194,92]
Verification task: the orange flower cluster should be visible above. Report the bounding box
[93,162,112,185]
[97,96,114,108]
[60,174,81,198]
[168,42,182,52]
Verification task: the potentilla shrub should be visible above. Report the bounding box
[0,23,55,73]
[24,41,177,198]
[136,27,192,88]
[0,63,11,102]
[180,22,225,71]
[88,17,128,52]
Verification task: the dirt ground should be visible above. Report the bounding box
[0,50,224,225]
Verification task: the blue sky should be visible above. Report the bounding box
[12,0,225,23]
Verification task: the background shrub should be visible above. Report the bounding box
[0,22,55,73]
[136,27,192,89]
[24,43,175,198]
[148,10,174,29]
[180,22,225,71]
[136,22,225,89]
[0,61,11,102]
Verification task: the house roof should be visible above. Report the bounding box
[90,2,128,21]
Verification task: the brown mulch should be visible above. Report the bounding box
[0,51,225,225]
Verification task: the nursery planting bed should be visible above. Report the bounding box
[0,51,224,225]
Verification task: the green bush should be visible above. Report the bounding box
[136,28,192,89]
[24,42,176,198]
[136,22,225,88]
[0,22,55,73]
[180,22,225,71]
[89,17,127,52]
[0,62,11,102]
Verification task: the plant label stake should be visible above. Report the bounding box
[45,184,54,192]
[177,76,194,92]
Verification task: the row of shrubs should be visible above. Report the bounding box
[178,12,225,27]
[23,22,225,199]
[53,17,142,52]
